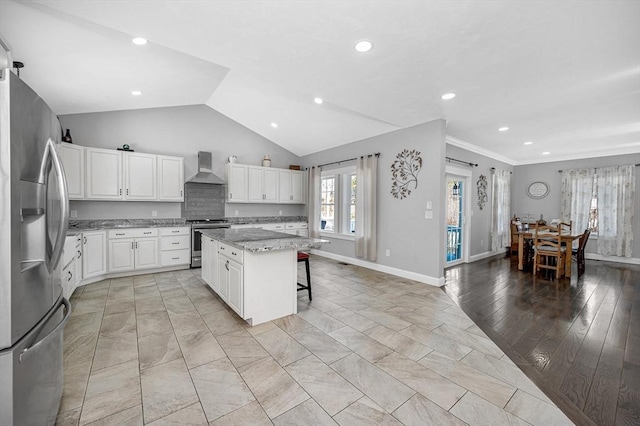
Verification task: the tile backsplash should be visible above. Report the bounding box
[181,182,225,220]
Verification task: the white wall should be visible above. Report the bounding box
[301,119,447,285]
[60,105,305,219]
[513,153,640,260]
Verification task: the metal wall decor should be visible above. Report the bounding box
[391,149,422,199]
[477,174,488,210]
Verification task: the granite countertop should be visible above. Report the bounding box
[224,216,307,225]
[201,228,328,253]
[67,218,188,233]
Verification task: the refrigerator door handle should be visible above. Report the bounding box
[44,139,69,272]
[19,297,71,363]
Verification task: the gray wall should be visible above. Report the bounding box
[513,153,640,259]
[61,104,304,219]
[301,119,447,282]
[446,144,515,257]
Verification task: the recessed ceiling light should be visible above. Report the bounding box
[131,90,142,96]
[498,127,509,132]
[523,141,533,145]
[314,97,323,104]
[270,122,278,128]
[542,151,550,155]
[441,93,456,100]
[355,40,373,53]
[132,37,147,45]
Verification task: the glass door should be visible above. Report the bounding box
[446,177,464,263]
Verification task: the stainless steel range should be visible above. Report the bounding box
[188,219,231,268]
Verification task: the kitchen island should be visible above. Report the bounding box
[200,228,327,326]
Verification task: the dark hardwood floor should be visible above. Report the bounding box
[443,254,640,426]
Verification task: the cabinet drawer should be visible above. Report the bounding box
[160,227,190,236]
[161,235,190,251]
[218,242,243,264]
[262,223,285,231]
[286,222,308,229]
[161,249,191,266]
[108,228,158,239]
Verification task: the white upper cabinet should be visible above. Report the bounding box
[85,148,123,200]
[227,163,305,205]
[278,169,305,204]
[70,145,184,202]
[157,155,184,201]
[248,166,278,203]
[124,152,157,200]
[290,170,305,203]
[58,143,85,199]
[226,163,248,203]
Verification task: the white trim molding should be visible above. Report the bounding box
[585,253,640,265]
[469,249,509,262]
[446,136,517,166]
[310,249,445,287]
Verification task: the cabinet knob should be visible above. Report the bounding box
[172,242,179,245]
[78,250,82,257]
[67,271,72,280]
[83,236,87,244]
[225,260,229,271]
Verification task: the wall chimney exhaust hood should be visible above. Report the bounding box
[186,152,226,184]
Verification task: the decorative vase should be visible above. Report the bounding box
[62,129,73,144]
[262,155,271,167]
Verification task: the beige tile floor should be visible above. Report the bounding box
[55,256,574,426]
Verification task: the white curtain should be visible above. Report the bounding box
[307,166,322,238]
[355,155,378,261]
[560,168,595,232]
[596,165,635,257]
[491,169,511,251]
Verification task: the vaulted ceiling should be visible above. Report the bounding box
[1,1,638,164]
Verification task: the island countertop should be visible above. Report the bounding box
[200,228,328,253]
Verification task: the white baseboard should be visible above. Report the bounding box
[469,249,509,262]
[585,253,640,265]
[310,249,445,287]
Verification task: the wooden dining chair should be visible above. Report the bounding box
[572,229,591,277]
[510,222,520,255]
[533,224,567,280]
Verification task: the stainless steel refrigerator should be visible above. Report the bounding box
[0,38,71,426]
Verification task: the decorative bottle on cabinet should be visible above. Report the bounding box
[62,129,73,143]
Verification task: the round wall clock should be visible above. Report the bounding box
[527,181,550,199]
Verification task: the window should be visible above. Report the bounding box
[320,176,335,231]
[320,167,357,237]
[589,194,598,234]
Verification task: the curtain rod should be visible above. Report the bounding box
[317,152,380,169]
[491,167,513,174]
[557,163,640,173]
[446,157,477,167]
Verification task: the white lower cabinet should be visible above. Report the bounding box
[227,259,243,315]
[218,253,243,316]
[201,236,219,293]
[61,235,82,299]
[204,241,297,326]
[83,231,107,279]
[108,229,159,273]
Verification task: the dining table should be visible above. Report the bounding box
[517,229,583,277]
